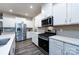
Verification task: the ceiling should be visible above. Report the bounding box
[0,3,44,18]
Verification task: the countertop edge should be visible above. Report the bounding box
[0,34,15,55]
[49,35,79,46]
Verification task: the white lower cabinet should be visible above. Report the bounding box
[32,33,38,46]
[49,38,79,55]
[49,39,64,55]
[64,43,79,55]
[27,32,33,39]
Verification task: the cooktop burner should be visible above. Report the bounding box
[39,32,56,36]
[39,32,56,39]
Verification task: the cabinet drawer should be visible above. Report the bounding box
[64,43,79,55]
[49,45,63,55]
[54,39,63,47]
[49,39,63,47]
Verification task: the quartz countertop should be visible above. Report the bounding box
[0,33,15,55]
[32,32,43,34]
[49,35,79,46]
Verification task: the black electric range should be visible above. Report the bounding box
[39,32,56,41]
[38,32,56,54]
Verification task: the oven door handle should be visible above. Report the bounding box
[38,37,48,41]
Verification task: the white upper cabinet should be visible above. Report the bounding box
[67,3,71,24]
[68,3,79,24]
[35,3,53,28]
[53,3,79,26]
[35,13,42,27]
[35,15,39,27]
[41,3,53,18]
[53,3,67,25]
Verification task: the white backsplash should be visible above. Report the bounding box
[57,30,79,39]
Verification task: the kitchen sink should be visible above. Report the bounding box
[0,38,10,46]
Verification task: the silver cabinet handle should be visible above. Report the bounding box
[61,49,64,54]
[69,18,71,23]
[65,19,67,24]
[66,52,68,55]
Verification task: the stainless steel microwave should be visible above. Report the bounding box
[42,16,53,26]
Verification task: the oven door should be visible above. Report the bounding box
[38,37,49,53]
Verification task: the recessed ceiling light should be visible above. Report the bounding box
[9,9,13,12]
[30,5,33,8]
[25,13,28,16]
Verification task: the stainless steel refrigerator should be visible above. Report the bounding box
[15,22,26,41]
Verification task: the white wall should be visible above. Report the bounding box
[3,13,16,27]
[3,13,33,28]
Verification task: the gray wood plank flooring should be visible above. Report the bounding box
[15,39,44,55]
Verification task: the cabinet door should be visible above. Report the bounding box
[49,39,64,55]
[32,33,38,46]
[53,3,67,25]
[27,32,32,39]
[35,13,42,27]
[38,13,42,27]
[67,3,71,24]
[69,4,79,24]
[42,3,53,18]
[45,4,53,17]
[64,43,79,55]
[49,39,55,55]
